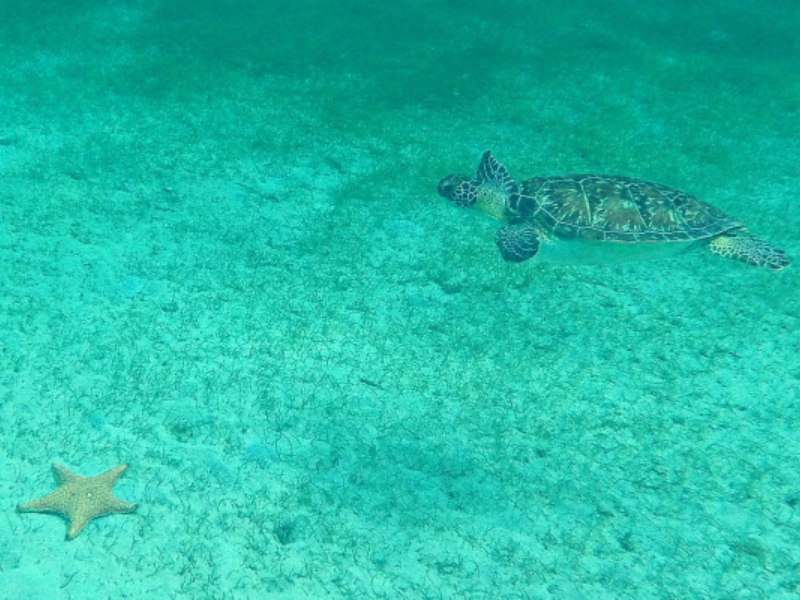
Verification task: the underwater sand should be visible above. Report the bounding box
[1,1,799,598]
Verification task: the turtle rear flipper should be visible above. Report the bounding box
[495,221,540,262]
[709,230,790,270]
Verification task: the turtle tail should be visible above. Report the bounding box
[708,229,789,271]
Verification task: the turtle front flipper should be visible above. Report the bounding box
[477,150,516,195]
[495,221,541,262]
[708,230,790,271]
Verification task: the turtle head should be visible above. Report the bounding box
[438,175,478,209]
[437,151,518,221]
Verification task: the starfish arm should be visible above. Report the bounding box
[95,464,129,486]
[67,517,91,539]
[17,492,69,515]
[66,500,137,539]
[107,499,138,514]
[52,464,80,484]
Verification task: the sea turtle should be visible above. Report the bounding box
[437,151,789,270]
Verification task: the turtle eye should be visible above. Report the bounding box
[437,177,456,198]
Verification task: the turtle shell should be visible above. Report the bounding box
[516,175,741,243]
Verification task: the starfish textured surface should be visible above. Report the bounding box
[18,464,137,540]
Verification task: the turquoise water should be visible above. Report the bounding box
[1,1,798,597]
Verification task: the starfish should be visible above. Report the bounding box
[18,463,137,540]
